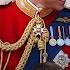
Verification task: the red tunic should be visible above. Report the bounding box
[0,2,58,70]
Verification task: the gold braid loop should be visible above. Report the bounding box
[0,13,49,70]
[0,15,41,51]
[15,14,47,70]
[15,14,49,70]
[15,32,36,70]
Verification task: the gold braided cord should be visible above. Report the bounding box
[0,16,39,51]
[0,50,3,70]
[0,50,11,70]
[16,32,36,70]
[38,39,45,63]
[15,15,49,70]
[0,13,49,70]
[0,14,46,51]
[38,39,45,50]
[3,52,11,70]
[40,50,43,63]
[0,13,45,51]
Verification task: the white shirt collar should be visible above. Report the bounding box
[0,0,15,5]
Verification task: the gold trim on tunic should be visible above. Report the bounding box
[16,0,53,18]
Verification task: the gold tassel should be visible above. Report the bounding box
[38,38,45,63]
[42,32,49,63]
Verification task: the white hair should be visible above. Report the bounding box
[0,0,15,5]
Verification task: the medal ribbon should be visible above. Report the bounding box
[50,26,54,38]
[58,26,62,38]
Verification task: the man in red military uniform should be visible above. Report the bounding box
[0,0,69,70]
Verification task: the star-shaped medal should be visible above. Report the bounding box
[33,23,44,36]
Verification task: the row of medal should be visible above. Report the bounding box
[49,26,70,46]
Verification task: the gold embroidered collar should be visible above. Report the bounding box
[16,0,53,18]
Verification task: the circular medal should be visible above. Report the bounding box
[57,26,64,46]
[65,37,70,46]
[57,38,64,46]
[64,26,70,46]
[49,38,57,46]
[49,26,56,46]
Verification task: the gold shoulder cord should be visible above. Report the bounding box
[0,13,49,70]
[16,13,49,70]
[0,0,49,70]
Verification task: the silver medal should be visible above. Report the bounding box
[65,26,70,46]
[57,26,64,46]
[65,37,70,46]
